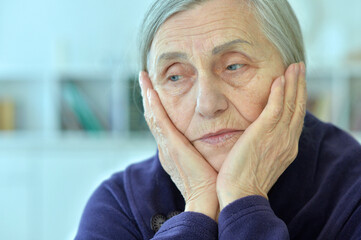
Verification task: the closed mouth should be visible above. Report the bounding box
[199,129,243,145]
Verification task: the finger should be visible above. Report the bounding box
[138,72,164,141]
[147,88,209,172]
[146,88,179,138]
[140,73,197,153]
[139,71,153,110]
[281,63,299,125]
[254,75,285,132]
[290,62,307,135]
[138,71,154,92]
[139,72,162,135]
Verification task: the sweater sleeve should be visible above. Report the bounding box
[152,212,218,240]
[75,176,218,240]
[74,182,143,240]
[218,195,289,239]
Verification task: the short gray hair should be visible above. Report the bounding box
[138,0,305,72]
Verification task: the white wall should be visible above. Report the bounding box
[0,0,152,71]
[288,0,361,68]
[1,0,360,72]
[0,136,156,240]
[0,1,156,239]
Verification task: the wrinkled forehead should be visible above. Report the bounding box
[148,0,262,70]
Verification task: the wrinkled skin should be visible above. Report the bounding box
[139,0,307,221]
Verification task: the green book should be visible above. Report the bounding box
[63,81,104,132]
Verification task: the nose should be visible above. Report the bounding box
[195,72,228,118]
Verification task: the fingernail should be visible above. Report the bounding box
[147,88,151,103]
[300,62,306,74]
[138,72,143,87]
[294,63,300,75]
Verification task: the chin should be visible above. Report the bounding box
[203,151,229,172]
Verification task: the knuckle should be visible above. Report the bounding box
[298,102,307,116]
[286,102,296,114]
[143,111,151,121]
[281,136,299,163]
[301,76,308,87]
[290,145,299,160]
[144,111,156,125]
[270,105,283,119]
[281,148,297,166]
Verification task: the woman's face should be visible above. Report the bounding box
[148,0,285,171]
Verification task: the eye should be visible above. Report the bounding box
[226,64,244,71]
[169,75,182,82]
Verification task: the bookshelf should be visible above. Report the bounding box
[0,65,149,141]
[2,66,360,240]
[0,65,361,143]
[306,64,361,140]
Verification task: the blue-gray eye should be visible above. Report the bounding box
[227,64,244,71]
[169,75,181,81]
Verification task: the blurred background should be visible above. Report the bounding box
[0,0,360,239]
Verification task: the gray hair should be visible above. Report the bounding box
[138,0,305,72]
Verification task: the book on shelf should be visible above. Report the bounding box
[62,81,108,132]
[127,76,149,132]
[351,109,361,132]
[349,76,361,132]
[61,97,83,131]
[0,99,15,131]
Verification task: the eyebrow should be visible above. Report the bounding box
[157,52,188,63]
[212,39,251,55]
[156,38,252,67]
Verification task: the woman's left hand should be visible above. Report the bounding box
[217,62,307,210]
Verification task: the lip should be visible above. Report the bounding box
[199,129,243,145]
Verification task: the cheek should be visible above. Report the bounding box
[156,89,195,133]
[232,74,272,122]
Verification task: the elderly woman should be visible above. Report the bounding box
[76,0,361,239]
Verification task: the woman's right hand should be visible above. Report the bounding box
[139,71,219,221]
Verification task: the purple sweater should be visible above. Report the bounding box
[75,112,361,239]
